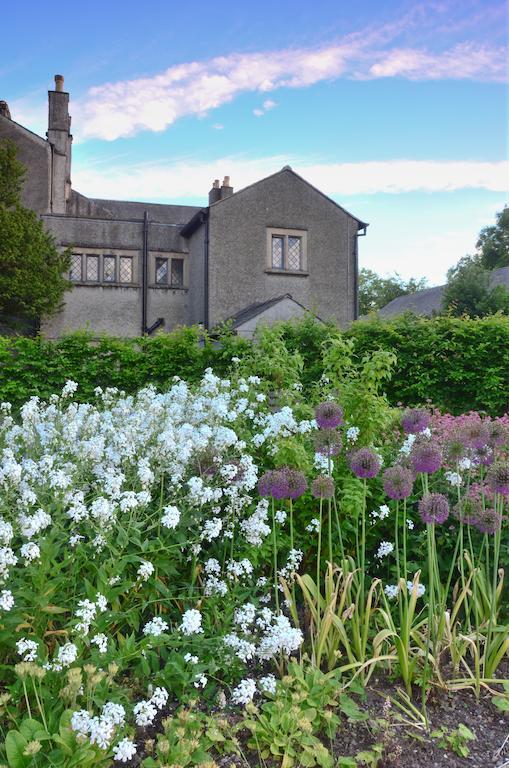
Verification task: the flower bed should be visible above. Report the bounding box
[0,371,507,767]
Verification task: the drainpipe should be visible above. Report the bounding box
[142,211,149,334]
[354,225,367,320]
[203,211,210,330]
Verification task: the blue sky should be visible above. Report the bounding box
[2,0,507,284]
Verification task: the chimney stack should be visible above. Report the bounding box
[0,101,11,120]
[220,175,233,200]
[47,74,72,213]
[208,178,221,205]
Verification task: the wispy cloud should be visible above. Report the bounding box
[70,6,506,141]
[253,99,277,117]
[71,156,509,200]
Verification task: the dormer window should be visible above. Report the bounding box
[267,228,308,273]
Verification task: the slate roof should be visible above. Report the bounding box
[378,266,509,317]
[88,198,202,225]
[227,294,323,328]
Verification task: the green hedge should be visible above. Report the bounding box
[1,314,508,415]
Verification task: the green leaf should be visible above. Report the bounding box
[5,731,29,768]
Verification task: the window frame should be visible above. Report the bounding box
[170,257,184,288]
[266,228,308,274]
[85,254,100,283]
[69,253,83,282]
[118,256,134,285]
[102,254,117,283]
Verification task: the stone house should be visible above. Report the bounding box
[0,76,368,338]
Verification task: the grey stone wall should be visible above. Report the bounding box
[0,115,51,215]
[207,169,360,329]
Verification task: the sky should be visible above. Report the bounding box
[1,0,507,285]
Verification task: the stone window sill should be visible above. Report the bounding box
[149,284,187,291]
[71,281,139,287]
[265,269,309,277]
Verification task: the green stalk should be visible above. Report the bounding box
[271,498,280,614]
[316,497,324,639]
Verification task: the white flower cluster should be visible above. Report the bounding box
[133,686,168,726]
[375,541,394,559]
[180,608,203,635]
[384,580,426,599]
[71,702,127,751]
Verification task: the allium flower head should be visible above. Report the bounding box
[486,462,509,495]
[315,401,344,430]
[474,507,503,535]
[349,448,381,479]
[453,497,481,526]
[284,467,308,500]
[488,421,509,449]
[474,445,494,467]
[258,469,289,499]
[382,465,414,500]
[460,420,490,450]
[418,493,449,525]
[311,475,335,499]
[410,439,442,474]
[401,408,430,435]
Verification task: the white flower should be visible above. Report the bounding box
[71,710,92,736]
[133,700,157,727]
[259,674,277,695]
[54,642,78,668]
[458,457,472,471]
[400,434,416,455]
[231,678,257,705]
[194,674,208,688]
[375,541,394,559]
[346,426,360,443]
[180,608,203,635]
[406,581,426,597]
[150,686,169,709]
[161,505,180,529]
[101,702,126,727]
[407,519,415,530]
[137,560,155,581]
[91,633,108,653]
[16,637,38,661]
[384,584,399,599]
[143,617,169,637]
[306,518,320,533]
[184,653,198,664]
[20,541,40,564]
[445,471,462,487]
[275,509,287,524]
[113,738,137,763]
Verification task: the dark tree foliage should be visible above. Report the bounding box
[477,207,509,270]
[0,139,71,321]
[359,268,427,315]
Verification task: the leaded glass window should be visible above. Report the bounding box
[155,257,168,284]
[119,256,133,284]
[86,255,99,282]
[271,236,284,269]
[287,236,302,270]
[103,255,116,282]
[171,259,184,287]
[69,253,82,281]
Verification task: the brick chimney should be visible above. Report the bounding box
[47,74,72,213]
[208,179,221,205]
[220,175,233,200]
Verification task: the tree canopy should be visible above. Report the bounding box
[358,269,427,315]
[0,139,71,322]
[477,207,509,270]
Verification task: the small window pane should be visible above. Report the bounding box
[171,259,184,287]
[119,256,133,284]
[69,253,82,281]
[271,236,284,269]
[86,255,99,282]
[287,236,302,270]
[155,257,168,284]
[103,255,116,282]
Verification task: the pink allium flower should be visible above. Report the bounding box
[315,401,344,430]
[349,448,381,479]
[410,440,442,474]
[311,475,335,499]
[486,462,509,496]
[418,493,449,525]
[401,408,430,435]
[383,465,414,500]
[284,467,308,500]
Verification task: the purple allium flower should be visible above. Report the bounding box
[445,433,468,465]
[349,448,382,479]
[311,475,335,499]
[418,493,450,525]
[460,421,490,450]
[269,469,292,500]
[486,462,509,495]
[284,467,308,500]
[383,465,414,500]
[474,507,503,535]
[488,421,509,449]
[314,429,342,456]
[258,471,274,498]
[401,408,430,435]
[315,401,344,430]
[410,440,442,474]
